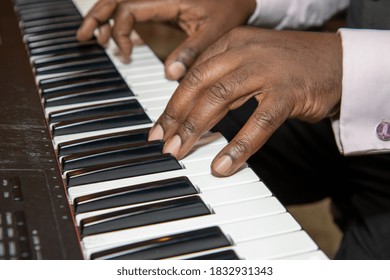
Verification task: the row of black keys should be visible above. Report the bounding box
[14,0,242,260]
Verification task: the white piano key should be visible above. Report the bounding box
[124,71,170,85]
[106,41,158,59]
[233,231,319,259]
[113,54,161,69]
[44,88,170,118]
[200,181,272,205]
[130,81,178,94]
[275,250,329,260]
[52,122,154,147]
[170,230,319,260]
[190,167,260,190]
[82,196,286,257]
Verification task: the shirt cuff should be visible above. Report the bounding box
[332,28,390,155]
[247,0,291,28]
[248,0,349,30]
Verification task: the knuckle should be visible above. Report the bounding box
[183,67,205,89]
[161,107,179,125]
[231,138,252,157]
[182,118,198,136]
[207,81,232,105]
[91,0,116,23]
[253,110,277,131]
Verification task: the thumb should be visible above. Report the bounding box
[164,30,216,81]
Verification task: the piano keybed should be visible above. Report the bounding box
[9,0,328,260]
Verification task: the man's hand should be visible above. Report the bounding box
[148,27,343,176]
[76,0,256,80]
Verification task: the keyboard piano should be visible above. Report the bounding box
[0,0,328,260]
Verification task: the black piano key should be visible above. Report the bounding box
[29,40,100,56]
[40,69,124,97]
[44,84,134,107]
[57,128,150,157]
[61,140,164,172]
[16,2,75,14]
[15,0,74,10]
[90,227,231,260]
[25,30,78,44]
[66,154,182,187]
[28,35,83,49]
[21,15,82,29]
[32,47,105,67]
[39,68,120,95]
[14,0,70,6]
[49,99,143,124]
[18,6,78,23]
[187,250,240,260]
[74,176,198,213]
[23,21,82,36]
[80,195,211,237]
[34,56,112,75]
[52,110,151,136]
[33,49,108,76]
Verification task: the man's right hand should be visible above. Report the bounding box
[76,0,256,80]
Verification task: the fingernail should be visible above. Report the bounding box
[167,61,186,80]
[148,124,164,141]
[213,155,233,175]
[163,135,182,157]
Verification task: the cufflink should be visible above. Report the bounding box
[376,121,390,141]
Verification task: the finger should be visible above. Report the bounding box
[164,26,230,81]
[96,23,111,45]
[77,0,117,41]
[211,94,294,177]
[190,28,236,69]
[112,7,135,59]
[164,64,261,159]
[149,50,234,143]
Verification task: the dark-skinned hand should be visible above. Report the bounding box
[148,27,343,177]
[77,0,256,80]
